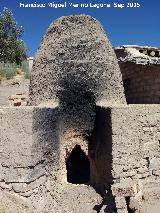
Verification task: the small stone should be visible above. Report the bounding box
[115,196,127,209]
[14,100,21,106]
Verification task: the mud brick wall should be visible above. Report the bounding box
[0,106,103,213]
[1,105,160,212]
[1,106,160,187]
[111,105,160,183]
[0,106,61,212]
[0,106,60,180]
[119,62,160,104]
[111,105,160,211]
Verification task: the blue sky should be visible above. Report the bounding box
[0,0,159,56]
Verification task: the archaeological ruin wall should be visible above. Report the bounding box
[115,45,160,104]
[1,105,160,213]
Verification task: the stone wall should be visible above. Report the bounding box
[0,106,60,212]
[1,105,160,212]
[115,46,160,104]
[111,105,160,212]
[111,105,160,180]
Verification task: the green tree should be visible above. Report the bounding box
[0,8,27,64]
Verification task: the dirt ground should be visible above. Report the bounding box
[0,76,29,106]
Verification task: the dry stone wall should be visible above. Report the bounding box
[111,105,160,182]
[115,46,160,104]
[111,105,160,212]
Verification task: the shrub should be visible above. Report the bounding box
[0,62,17,79]
[0,60,30,80]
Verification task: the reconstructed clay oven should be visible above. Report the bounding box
[0,16,160,213]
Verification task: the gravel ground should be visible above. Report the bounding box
[0,77,29,106]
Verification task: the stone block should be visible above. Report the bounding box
[112,182,137,197]
[115,196,127,209]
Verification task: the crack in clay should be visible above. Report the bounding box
[12,187,39,198]
[0,174,46,185]
[1,159,45,170]
[146,157,150,168]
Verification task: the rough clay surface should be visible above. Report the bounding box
[111,105,160,212]
[0,107,102,213]
[29,15,125,106]
[1,106,160,212]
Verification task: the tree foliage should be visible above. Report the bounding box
[0,8,27,64]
